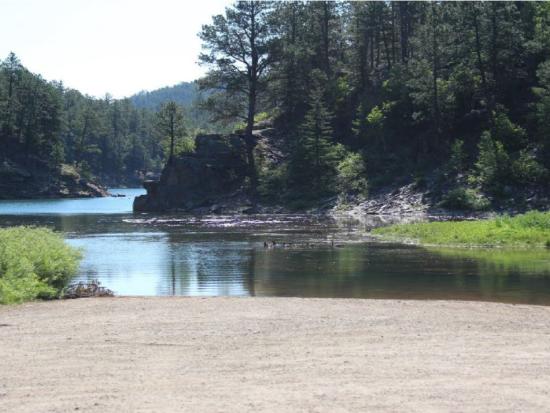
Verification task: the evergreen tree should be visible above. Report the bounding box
[289,71,338,197]
[199,1,274,193]
[157,101,186,163]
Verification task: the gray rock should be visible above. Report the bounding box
[134,133,252,212]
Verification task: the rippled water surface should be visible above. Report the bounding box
[1,188,550,305]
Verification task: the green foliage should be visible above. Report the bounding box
[254,112,271,124]
[198,2,272,130]
[258,161,288,203]
[373,211,550,248]
[288,71,340,198]
[0,53,168,183]
[534,60,550,166]
[156,101,187,160]
[0,227,82,304]
[512,149,548,185]
[474,131,511,194]
[4,1,550,205]
[246,1,550,204]
[336,152,368,197]
[439,187,490,211]
[491,107,527,151]
[234,111,271,132]
[446,139,467,175]
[366,105,385,126]
[131,81,198,110]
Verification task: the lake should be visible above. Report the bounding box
[1,188,550,305]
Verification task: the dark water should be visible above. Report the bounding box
[1,188,550,305]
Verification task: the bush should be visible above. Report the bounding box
[0,227,82,304]
[446,139,466,175]
[258,161,288,202]
[336,152,368,197]
[492,107,527,151]
[512,149,548,184]
[439,187,490,211]
[475,131,511,194]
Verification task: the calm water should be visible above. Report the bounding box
[1,188,550,305]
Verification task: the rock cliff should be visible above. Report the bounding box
[134,133,257,213]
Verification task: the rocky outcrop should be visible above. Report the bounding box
[134,133,256,213]
[0,160,108,199]
[353,184,430,216]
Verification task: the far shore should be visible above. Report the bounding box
[1,297,550,412]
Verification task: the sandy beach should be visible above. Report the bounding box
[1,297,550,412]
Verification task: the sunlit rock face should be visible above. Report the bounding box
[134,134,253,213]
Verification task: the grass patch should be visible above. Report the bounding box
[0,227,82,304]
[372,210,550,248]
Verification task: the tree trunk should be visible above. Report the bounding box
[431,3,441,142]
[245,2,259,197]
[322,1,331,76]
[399,2,409,64]
[380,7,392,70]
[472,4,493,121]
[490,3,499,89]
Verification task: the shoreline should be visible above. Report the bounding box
[2,296,550,412]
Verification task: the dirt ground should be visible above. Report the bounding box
[1,297,550,412]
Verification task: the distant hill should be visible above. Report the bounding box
[130,81,222,132]
[129,81,200,110]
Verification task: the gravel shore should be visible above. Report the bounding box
[1,297,550,412]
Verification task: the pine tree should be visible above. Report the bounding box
[157,101,186,163]
[290,71,338,197]
[199,1,274,194]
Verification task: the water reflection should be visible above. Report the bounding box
[69,227,550,305]
[1,194,550,305]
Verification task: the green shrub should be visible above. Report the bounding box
[258,161,288,202]
[446,139,466,175]
[492,107,527,151]
[0,227,82,304]
[475,131,511,194]
[512,149,548,184]
[439,187,490,211]
[336,152,368,197]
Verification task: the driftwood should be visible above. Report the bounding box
[63,280,114,299]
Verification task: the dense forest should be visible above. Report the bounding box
[195,1,550,210]
[130,82,199,110]
[0,55,211,188]
[130,82,216,133]
[2,1,550,209]
[0,52,162,186]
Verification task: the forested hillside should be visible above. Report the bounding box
[130,82,217,132]
[194,1,550,211]
[130,82,199,110]
[0,53,177,191]
[3,1,550,209]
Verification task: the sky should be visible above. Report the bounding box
[0,0,231,98]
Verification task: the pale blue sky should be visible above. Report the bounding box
[1,0,231,98]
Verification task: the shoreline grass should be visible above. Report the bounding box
[372,210,550,248]
[0,227,82,304]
